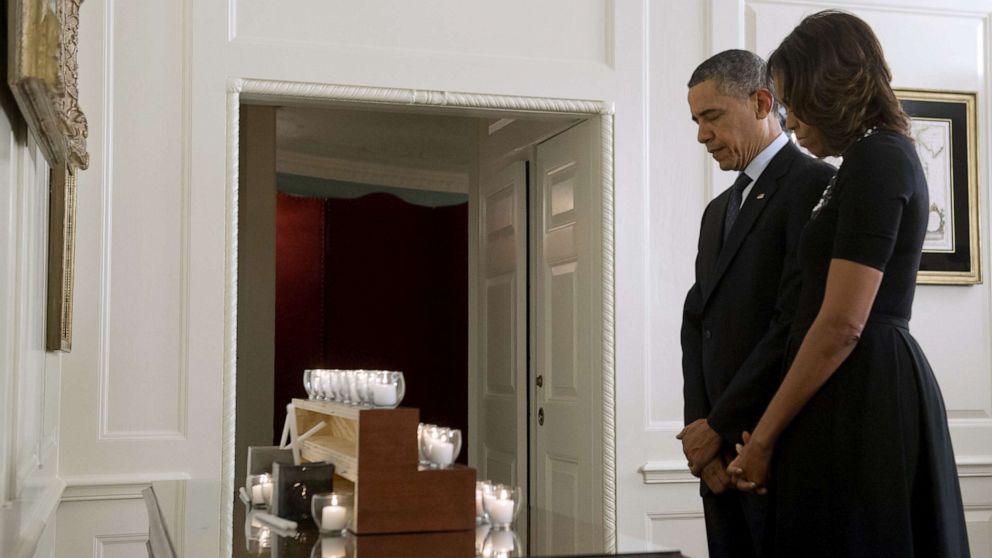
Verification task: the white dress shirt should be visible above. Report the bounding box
[739,132,789,207]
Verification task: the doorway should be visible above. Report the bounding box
[226,81,617,557]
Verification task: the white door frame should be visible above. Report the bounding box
[220,78,617,556]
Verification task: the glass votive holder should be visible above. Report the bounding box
[370,370,405,408]
[320,370,335,401]
[417,423,437,467]
[344,370,359,405]
[331,370,347,402]
[246,473,274,509]
[355,370,374,407]
[426,427,462,469]
[311,369,329,401]
[311,492,351,535]
[303,369,315,399]
[484,485,521,529]
[476,480,494,523]
[482,526,522,557]
[311,533,352,558]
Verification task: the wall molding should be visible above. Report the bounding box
[276,151,469,194]
[97,0,191,442]
[95,533,148,558]
[640,459,992,485]
[224,78,616,555]
[230,79,611,116]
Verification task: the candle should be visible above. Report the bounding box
[321,536,347,558]
[261,481,273,506]
[372,382,397,406]
[490,498,514,525]
[475,487,484,517]
[322,503,347,531]
[429,440,454,467]
[251,484,264,505]
[483,492,497,515]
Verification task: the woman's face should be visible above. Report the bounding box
[785,110,830,158]
[774,76,831,158]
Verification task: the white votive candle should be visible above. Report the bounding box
[321,536,347,558]
[251,484,265,505]
[475,488,484,516]
[322,504,348,531]
[483,493,497,514]
[372,383,397,406]
[490,498,514,525]
[429,440,454,466]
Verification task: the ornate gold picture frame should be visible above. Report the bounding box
[7,0,89,350]
[895,89,981,285]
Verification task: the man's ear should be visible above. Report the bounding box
[753,89,774,119]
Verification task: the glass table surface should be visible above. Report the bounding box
[233,505,684,558]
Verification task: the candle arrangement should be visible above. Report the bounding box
[311,492,351,535]
[304,369,406,408]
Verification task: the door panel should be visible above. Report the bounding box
[532,119,603,555]
[476,160,528,497]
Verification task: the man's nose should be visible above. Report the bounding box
[697,124,712,144]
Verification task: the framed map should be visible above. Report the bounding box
[896,90,980,285]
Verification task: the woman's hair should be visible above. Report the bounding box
[767,10,910,154]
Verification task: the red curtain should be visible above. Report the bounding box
[275,192,469,462]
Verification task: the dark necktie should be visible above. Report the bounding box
[723,172,751,242]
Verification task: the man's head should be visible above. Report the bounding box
[687,50,782,171]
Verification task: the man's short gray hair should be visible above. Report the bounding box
[688,49,772,98]
[688,49,786,128]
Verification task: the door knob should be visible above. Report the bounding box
[536,375,544,388]
[538,407,544,426]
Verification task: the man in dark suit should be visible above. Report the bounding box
[677,50,834,558]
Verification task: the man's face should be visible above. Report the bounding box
[688,79,764,171]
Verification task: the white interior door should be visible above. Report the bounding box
[531,119,603,555]
[475,159,529,499]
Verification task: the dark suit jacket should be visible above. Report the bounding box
[681,141,834,448]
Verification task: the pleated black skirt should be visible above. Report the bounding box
[768,315,970,558]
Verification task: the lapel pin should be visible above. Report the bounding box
[756,193,766,200]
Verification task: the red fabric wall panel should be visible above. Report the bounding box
[274,193,326,440]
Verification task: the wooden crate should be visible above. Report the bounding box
[292,399,475,534]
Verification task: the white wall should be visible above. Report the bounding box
[0,103,65,556]
[58,1,992,557]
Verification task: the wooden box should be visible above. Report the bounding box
[292,398,475,534]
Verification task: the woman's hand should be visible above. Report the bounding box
[727,431,772,495]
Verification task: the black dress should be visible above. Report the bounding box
[769,130,970,557]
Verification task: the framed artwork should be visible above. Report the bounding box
[896,89,981,285]
[7,0,89,349]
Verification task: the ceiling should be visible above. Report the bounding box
[276,106,478,180]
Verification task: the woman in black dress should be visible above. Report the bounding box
[727,11,970,557]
